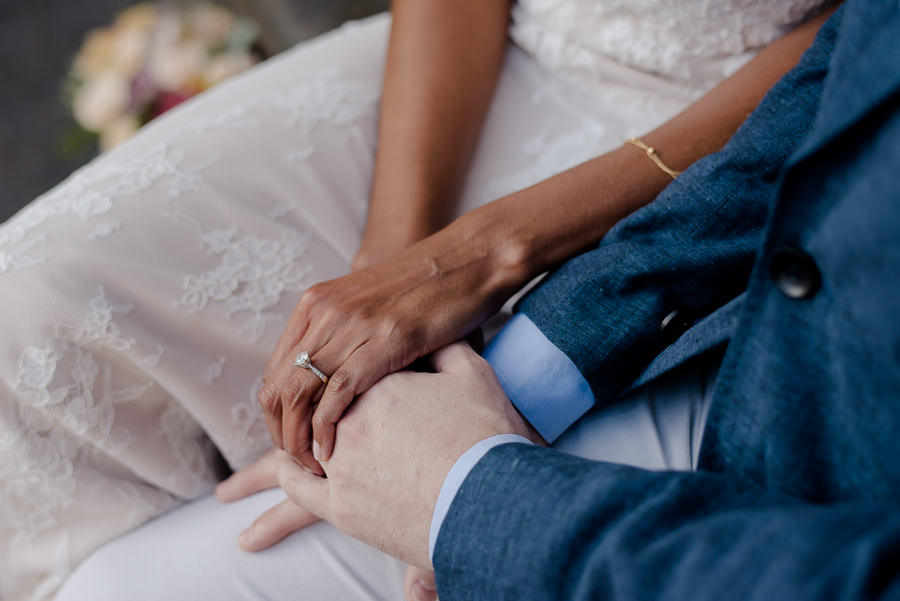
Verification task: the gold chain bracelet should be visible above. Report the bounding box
[625,137,682,179]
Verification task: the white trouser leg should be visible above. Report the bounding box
[54,354,719,601]
[53,488,407,601]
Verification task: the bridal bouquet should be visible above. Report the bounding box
[63,2,260,151]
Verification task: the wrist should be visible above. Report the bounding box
[366,175,456,238]
[360,213,435,248]
[355,204,444,270]
[450,205,535,297]
[475,145,676,278]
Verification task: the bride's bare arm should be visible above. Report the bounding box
[352,0,512,269]
[260,5,838,467]
[476,5,839,276]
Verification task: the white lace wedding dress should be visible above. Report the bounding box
[0,1,826,599]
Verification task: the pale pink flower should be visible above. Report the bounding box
[190,4,237,48]
[149,41,207,92]
[100,115,141,151]
[73,70,131,131]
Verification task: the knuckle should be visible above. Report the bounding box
[467,350,489,369]
[257,382,278,411]
[284,437,298,457]
[327,369,351,394]
[285,426,309,454]
[298,287,325,314]
[280,377,306,411]
[290,433,310,455]
[311,412,330,432]
[295,420,310,441]
[335,411,365,441]
[319,303,344,325]
[302,284,324,305]
[376,317,399,339]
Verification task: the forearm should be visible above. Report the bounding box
[366,0,511,245]
[435,444,900,601]
[467,6,838,287]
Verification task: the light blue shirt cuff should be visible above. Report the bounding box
[428,433,533,560]
[484,313,595,443]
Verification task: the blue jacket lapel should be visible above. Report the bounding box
[789,0,900,167]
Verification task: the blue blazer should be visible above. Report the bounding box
[434,2,900,599]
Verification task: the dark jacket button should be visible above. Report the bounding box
[660,309,692,341]
[770,247,821,300]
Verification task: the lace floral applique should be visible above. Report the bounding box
[270,67,380,132]
[205,356,226,383]
[269,200,297,220]
[1,287,171,543]
[14,287,135,441]
[87,222,120,240]
[158,402,218,497]
[219,373,270,469]
[510,0,827,91]
[140,344,165,368]
[0,143,215,273]
[0,234,45,273]
[183,104,258,136]
[487,124,610,199]
[271,68,380,161]
[172,213,313,343]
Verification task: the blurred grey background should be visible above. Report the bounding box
[0,0,389,223]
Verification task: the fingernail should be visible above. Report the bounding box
[215,481,230,500]
[412,580,437,601]
[292,456,313,473]
[238,528,251,545]
[312,440,322,461]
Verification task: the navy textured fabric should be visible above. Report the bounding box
[434,2,900,599]
[515,8,837,405]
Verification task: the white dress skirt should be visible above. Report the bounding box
[0,1,826,598]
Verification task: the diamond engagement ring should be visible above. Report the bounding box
[293,351,329,384]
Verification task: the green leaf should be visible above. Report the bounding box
[55,122,99,160]
[226,18,260,53]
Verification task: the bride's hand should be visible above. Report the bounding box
[215,449,320,551]
[258,209,525,469]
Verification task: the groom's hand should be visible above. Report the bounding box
[274,342,533,570]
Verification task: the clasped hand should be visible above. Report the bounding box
[218,343,533,596]
[255,215,520,471]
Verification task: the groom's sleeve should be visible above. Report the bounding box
[433,444,900,601]
[516,7,836,405]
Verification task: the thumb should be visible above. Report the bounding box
[429,341,475,374]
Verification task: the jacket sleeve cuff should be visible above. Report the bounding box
[428,434,533,560]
